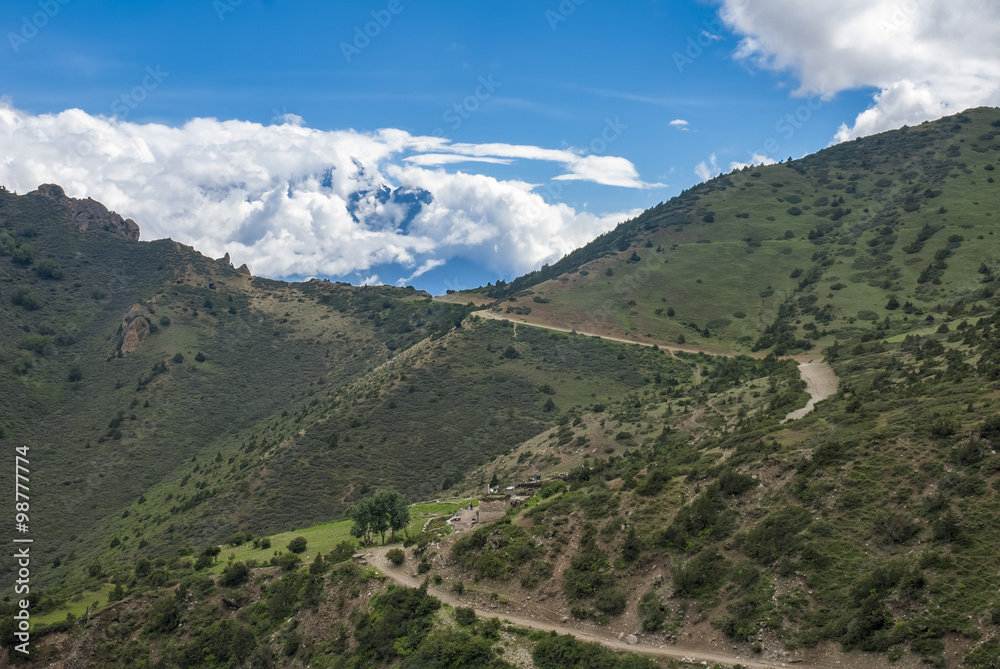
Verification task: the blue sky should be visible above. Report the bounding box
[2,0,997,294]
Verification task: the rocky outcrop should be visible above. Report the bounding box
[120,304,151,355]
[236,263,252,276]
[34,183,140,241]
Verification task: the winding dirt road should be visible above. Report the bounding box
[365,546,830,669]
[470,309,839,422]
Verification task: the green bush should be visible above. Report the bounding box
[328,540,356,564]
[673,550,730,599]
[18,334,53,356]
[287,536,307,553]
[965,638,1000,668]
[11,288,40,310]
[638,590,666,632]
[386,548,405,565]
[739,506,812,563]
[35,258,63,279]
[454,607,477,626]
[271,552,301,571]
[593,587,628,615]
[219,561,250,587]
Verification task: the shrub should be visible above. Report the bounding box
[35,259,64,279]
[11,243,34,265]
[18,334,53,356]
[673,550,730,598]
[454,607,476,626]
[386,548,405,566]
[146,595,181,634]
[219,561,250,587]
[593,587,628,615]
[172,353,184,364]
[67,364,83,382]
[287,536,307,553]
[740,506,812,563]
[271,552,300,571]
[328,540,355,564]
[638,590,667,632]
[195,352,207,362]
[11,288,40,310]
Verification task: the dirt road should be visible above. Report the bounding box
[470,309,839,422]
[365,546,831,669]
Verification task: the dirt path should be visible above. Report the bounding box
[782,357,840,422]
[471,309,839,422]
[365,546,827,669]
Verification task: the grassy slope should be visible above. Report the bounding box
[5,110,1000,668]
[0,186,467,588]
[469,108,1000,356]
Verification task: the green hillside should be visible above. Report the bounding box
[0,185,469,586]
[471,107,1000,356]
[5,109,1000,668]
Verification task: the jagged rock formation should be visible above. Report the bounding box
[120,304,151,355]
[34,183,140,240]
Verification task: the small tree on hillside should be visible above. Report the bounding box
[349,489,409,545]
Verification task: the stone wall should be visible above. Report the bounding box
[477,495,510,524]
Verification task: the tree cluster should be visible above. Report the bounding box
[349,489,409,545]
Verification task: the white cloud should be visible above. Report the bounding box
[669,119,690,131]
[729,153,778,172]
[395,258,447,286]
[694,153,719,182]
[404,154,513,166]
[719,0,1000,141]
[0,102,661,285]
[554,155,665,189]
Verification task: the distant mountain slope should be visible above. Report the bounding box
[468,107,1000,355]
[0,185,466,584]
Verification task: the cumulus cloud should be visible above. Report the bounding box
[729,153,778,171]
[0,102,657,285]
[669,119,689,128]
[694,153,719,182]
[719,0,1000,141]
